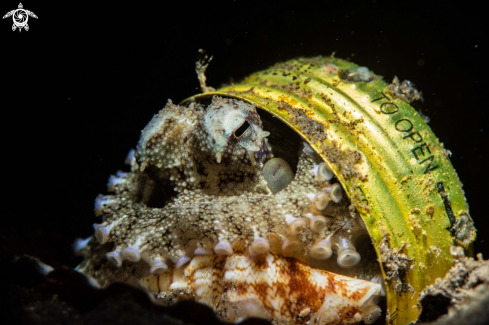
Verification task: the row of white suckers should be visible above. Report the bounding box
[306,161,363,269]
[91,225,361,277]
[88,152,358,275]
[88,162,361,274]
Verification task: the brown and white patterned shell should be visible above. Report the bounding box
[139,252,382,324]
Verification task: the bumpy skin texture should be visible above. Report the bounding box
[77,97,382,324]
[136,97,273,197]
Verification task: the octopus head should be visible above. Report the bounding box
[200,97,270,164]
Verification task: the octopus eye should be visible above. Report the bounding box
[233,120,251,139]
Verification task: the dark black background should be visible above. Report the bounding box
[2,0,487,271]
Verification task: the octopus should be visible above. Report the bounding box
[76,96,385,324]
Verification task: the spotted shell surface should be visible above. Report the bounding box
[77,57,476,325]
[139,253,382,324]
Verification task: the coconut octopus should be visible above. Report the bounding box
[76,96,385,324]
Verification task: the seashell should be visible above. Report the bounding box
[77,56,477,325]
[138,253,382,324]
